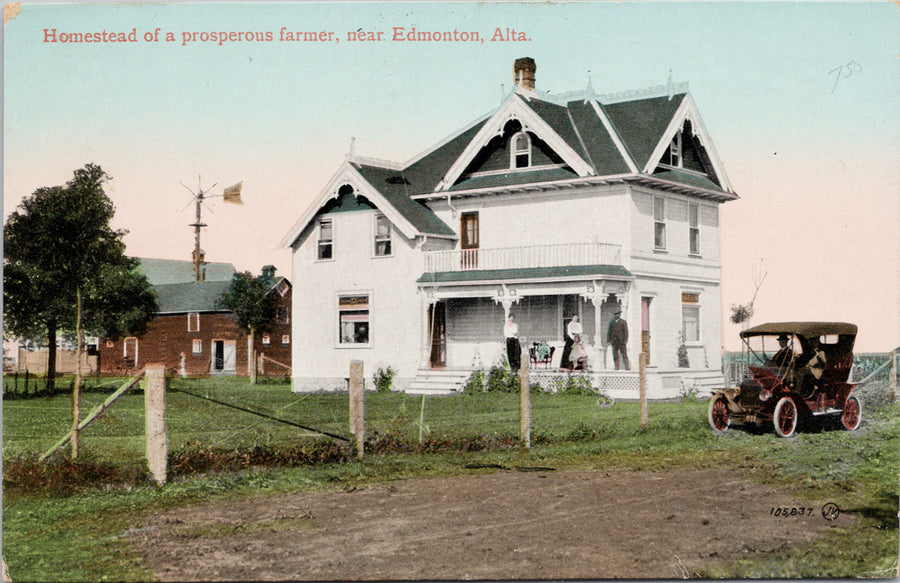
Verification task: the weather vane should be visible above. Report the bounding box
[181,177,243,283]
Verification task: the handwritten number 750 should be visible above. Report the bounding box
[829,61,862,93]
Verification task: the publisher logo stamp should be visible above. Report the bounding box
[821,502,841,521]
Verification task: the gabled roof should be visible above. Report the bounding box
[154,280,233,315]
[281,79,738,249]
[136,258,235,286]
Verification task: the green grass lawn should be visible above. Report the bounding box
[3,377,898,581]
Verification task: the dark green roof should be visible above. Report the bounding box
[448,166,580,192]
[417,264,632,285]
[566,100,632,175]
[650,169,725,192]
[137,258,234,286]
[601,93,687,170]
[524,97,589,163]
[353,163,456,237]
[154,280,233,314]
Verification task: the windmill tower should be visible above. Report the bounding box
[182,178,243,283]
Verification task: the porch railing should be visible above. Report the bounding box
[423,242,622,273]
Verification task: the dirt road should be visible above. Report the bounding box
[129,468,849,580]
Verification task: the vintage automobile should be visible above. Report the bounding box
[709,322,861,438]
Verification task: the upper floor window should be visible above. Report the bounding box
[262,334,271,345]
[511,131,531,169]
[277,307,290,325]
[374,214,392,257]
[317,219,333,260]
[187,312,200,332]
[662,131,682,167]
[689,203,700,255]
[653,196,667,250]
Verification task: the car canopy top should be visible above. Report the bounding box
[739,322,857,339]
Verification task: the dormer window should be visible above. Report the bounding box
[663,131,682,168]
[317,218,333,260]
[511,131,531,168]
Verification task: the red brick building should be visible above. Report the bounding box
[99,259,292,377]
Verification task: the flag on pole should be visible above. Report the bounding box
[223,182,243,204]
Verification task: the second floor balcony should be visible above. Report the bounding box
[422,242,623,273]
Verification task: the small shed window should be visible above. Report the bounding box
[187,312,200,332]
[192,339,202,354]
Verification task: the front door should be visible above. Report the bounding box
[428,302,446,368]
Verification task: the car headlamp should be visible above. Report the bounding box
[759,388,772,401]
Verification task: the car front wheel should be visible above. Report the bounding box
[708,395,731,436]
[841,395,862,431]
[773,396,798,438]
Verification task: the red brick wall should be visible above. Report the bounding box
[98,290,292,377]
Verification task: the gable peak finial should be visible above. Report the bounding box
[346,136,356,161]
[585,69,596,101]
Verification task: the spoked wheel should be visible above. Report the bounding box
[841,395,862,431]
[708,395,731,436]
[773,396,798,438]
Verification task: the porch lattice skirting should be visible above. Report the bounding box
[527,370,638,395]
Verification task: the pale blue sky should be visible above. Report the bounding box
[4,1,899,350]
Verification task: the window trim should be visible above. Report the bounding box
[688,202,701,256]
[373,213,393,258]
[653,195,667,251]
[681,291,701,344]
[336,292,372,348]
[317,218,334,261]
[281,335,291,345]
[187,312,200,332]
[192,339,202,355]
[261,334,271,345]
[510,131,532,169]
[123,337,139,367]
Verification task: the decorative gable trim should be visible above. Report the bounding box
[435,90,594,191]
[279,162,419,249]
[643,94,734,193]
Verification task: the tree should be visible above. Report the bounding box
[219,269,279,384]
[3,164,157,458]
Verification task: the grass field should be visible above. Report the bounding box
[3,376,898,581]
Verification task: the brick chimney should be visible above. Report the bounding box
[513,57,536,90]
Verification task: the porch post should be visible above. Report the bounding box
[421,292,435,368]
[583,281,608,370]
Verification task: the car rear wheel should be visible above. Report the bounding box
[773,397,798,438]
[841,395,862,431]
[708,395,731,436]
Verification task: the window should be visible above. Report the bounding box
[317,219,333,260]
[374,214,392,256]
[282,335,291,345]
[262,334,271,345]
[123,337,138,368]
[511,131,531,168]
[662,131,682,167]
[689,203,700,255]
[682,292,700,343]
[192,339,202,354]
[277,307,290,325]
[106,340,114,348]
[338,295,370,345]
[460,212,479,270]
[653,196,667,250]
[187,312,200,332]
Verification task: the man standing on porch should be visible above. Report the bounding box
[561,315,582,370]
[505,313,521,373]
[608,310,630,370]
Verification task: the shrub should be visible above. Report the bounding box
[373,366,395,393]
[3,455,151,496]
[463,369,486,394]
[168,441,351,476]
[486,365,519,393]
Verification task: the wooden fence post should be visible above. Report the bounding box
[639,352,648,428]
[145,364,168,485]
[519,342,531,449]
[349,360,365,460]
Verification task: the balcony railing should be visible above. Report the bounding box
[423,242,622,273]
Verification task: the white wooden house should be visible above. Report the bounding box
[281,58,738,398]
